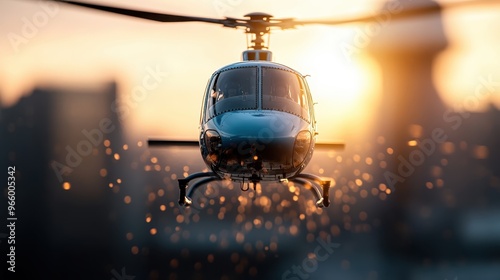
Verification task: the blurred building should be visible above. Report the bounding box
[366,0,500,279]
[0,82,131,278]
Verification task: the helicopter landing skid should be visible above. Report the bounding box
[177,172,330,208]
[178,172,220,206]
[289,173,331,208]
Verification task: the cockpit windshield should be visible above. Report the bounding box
[262,67,310,121]
[204,65,311,122]
[206,67,257,119]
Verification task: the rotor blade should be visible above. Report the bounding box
[148,139,199,147]
[288,0,500,27]
[290,3,441,26]
[315,142,346,150]
[53,0,243,27]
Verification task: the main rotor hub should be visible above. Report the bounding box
[244,12,273,21]
[243,12,274,50]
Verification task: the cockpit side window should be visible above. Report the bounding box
[204,74,218,122]
[206,67,257,120]
[262,67,310,122]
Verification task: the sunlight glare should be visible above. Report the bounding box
[296,30,382,140]
[434,5,500,112]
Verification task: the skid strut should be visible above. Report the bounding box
[178,172,220,206]
[290,173,331,207]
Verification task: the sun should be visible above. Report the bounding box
[292,30,382,140]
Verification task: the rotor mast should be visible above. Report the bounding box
[241,12,273,61]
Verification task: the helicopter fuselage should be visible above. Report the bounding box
[198,60,318,183]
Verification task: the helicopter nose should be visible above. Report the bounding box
[220,111,297,145]
[211,111,311,169]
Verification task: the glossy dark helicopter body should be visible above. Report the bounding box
[167,55,335,208]
[199,60,316,182]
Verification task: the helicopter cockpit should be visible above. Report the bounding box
[207,67,258,118]
[261,67,310,122]
[203,63,312,122]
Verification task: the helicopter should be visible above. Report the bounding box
[47,0,495,208]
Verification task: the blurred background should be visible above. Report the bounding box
[1,0,500,279]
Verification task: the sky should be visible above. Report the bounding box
[1,0,500,141]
